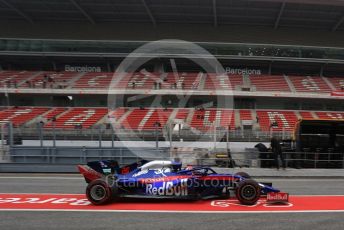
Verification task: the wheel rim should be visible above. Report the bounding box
[240,184,257,200]
[90,185,107,201]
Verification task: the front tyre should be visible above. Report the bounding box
[235,179,261,205]
[86,179,115,205]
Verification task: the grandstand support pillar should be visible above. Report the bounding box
[226,126,230,151]
[4,85,10,108]
[52,61,57,71]
[1,124,4,149]
[8,122,13,147]
[141,0,157,27]
[52,122,56,148]
[213,125,217,150]
[154,122,161,150]
[155,128,159,150]
[169,122,173,156]
[107,61,111,72]
[212,0,218,27]
[98,128,102,148]
[37,122,43,148]
[320,64,324,77]
[268,62,272,75]
[111,128,114,148]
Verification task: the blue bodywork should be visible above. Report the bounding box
[82,160,280,199]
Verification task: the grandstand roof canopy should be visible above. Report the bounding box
[0,0,344,31]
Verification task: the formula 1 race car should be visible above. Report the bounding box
[77,160,288,205]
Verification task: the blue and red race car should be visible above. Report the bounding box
[78,160,288,205]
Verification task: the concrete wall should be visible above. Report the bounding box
[10,146,169,165]
[20,140,267,152]
[1,21,344,47]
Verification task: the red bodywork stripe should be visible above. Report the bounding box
[77,165,102,182]
[139,175,192,184]
[139,175,234,183]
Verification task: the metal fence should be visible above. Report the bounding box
[1,123,343,170]
[3,146,343,169]
[8,126,292,143]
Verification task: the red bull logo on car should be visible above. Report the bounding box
[146,179,188,196]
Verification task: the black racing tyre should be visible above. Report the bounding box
[86,179,116,205]
[235,179,261,205]
[234,172,251,179]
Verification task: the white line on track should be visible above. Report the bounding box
[0,177,343,181]
[0,209,343,214]
[0,192,83,195]
[0,177,81,180]
[0,193,343,197]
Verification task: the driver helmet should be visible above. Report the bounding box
[171,161,182,172]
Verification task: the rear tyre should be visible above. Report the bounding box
[234,172,251,179]
[86,179,116,205]
[235,179,261,205]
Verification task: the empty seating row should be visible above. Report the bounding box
[204,74,236,90]
[73,72,113,88]
[189,109,235,131]
[1,106,344,131]
[2,70,344,93]
[19,72,80,89]
[0,71,41,88]
[44,108,108,129]
[256,110,298,131]
[240,109,253,121]
[316,112,344,120]
[326,77,344,91]
[0,107,49,126]
[299,111,315,119]
[250,75,291,92]
[288,76,332,93]
[43,107,67,120]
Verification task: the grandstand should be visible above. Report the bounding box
[0,0,344,170]
[1,45,344,143]
[1,105,344,132]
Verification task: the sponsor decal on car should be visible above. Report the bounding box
[267,192,289,203]
[139,176,190,184]
[133,170,149,177]
[102,168,111,174]
[146,179,188,196]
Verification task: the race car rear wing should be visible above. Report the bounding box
[79,160,148,177]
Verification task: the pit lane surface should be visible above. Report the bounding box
[0,174,343,230]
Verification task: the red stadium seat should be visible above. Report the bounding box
[299,111,314,120]
[0,107,49,126]
[316,112,344,120]
[73,72,113,88]
[288,75,332,93]
[204,74,233,90]
[190,109,234,131]
[160,73,200,90]
[250,75,291,92]
[0,71,42,88]
[44,108,108,129]
[325,77,344,91]
[111,72,162,89]
[240,110,253,121]
[43,108,67,120]
[256,110,298,131]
